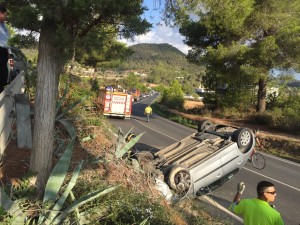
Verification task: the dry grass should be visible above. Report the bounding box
[184,100,204,110]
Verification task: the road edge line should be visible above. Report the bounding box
[199,195,243,223]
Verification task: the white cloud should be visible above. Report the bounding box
[120,24,190,54]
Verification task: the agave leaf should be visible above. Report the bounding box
[81,136,92,142]
[115,127,124,153]
[48,161,83,221]
[115,127,134,154]
[131,158,144,174]
[52,186,118,224]
[69,191,82,225]
[57,119,76,138]
[56,83,69,114]
[115,133,143,159]
[55,96,87,121]
[81,134,96,142]
[43,139,75,203]
[0,188,27,224]
[140,218,149,225]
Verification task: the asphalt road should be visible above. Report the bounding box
[108,94,300,225]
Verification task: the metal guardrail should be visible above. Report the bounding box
[0,72,25,156]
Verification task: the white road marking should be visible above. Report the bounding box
[243,167,300,192]
[260,152,300,167]
[134,118,179,142]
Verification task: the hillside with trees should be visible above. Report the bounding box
[120,43,206,94]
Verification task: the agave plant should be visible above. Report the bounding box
[39,139,118,224]
[0,137,118,224]
[0,188,28,224]
[115,127,143,159]
[55,84,86,137]
[0,89,117,224]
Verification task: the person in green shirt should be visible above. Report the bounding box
[230,181,284,225]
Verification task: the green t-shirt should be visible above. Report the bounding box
[230,198,284,225]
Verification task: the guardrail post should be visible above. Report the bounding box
[15,93,32,149]
[0,72,25,155]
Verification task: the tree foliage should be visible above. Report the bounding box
[119,72,148,93]
[163,0,300,112]
[8,32,38,49]
[161,80,184,109]
[75,26,134,68]
[6,0,151,193]
[265,76,300,131]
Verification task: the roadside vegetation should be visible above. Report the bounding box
[3,44,299,223]
[3,42,299,225]
[1,69,229,224]
[2,0,299,224]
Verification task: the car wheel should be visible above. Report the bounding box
[233,128,252,152]
[197,120,215,132]
[136,151,154,164]
[125,133,136,142]
[168,165,191,197]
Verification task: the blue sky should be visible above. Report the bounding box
[120,0,190,54]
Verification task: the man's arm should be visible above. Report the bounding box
[229,182,245,212]
[233,182,245,203]
[233,192,242,203]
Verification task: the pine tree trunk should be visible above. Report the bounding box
[30,26,63,196]
[257,78,267,113]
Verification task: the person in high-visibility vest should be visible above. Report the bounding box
[144,105,152,122]
[229,181,284,225]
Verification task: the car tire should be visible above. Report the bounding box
[168,165,191,197]
[125,133,136,143]
[197,120,215,132]
[136,151,154,164]
[233,128,252,152]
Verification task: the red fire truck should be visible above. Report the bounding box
[97,86,133,118]
[128,88,140,101]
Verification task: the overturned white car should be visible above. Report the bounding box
[135,120,255,198]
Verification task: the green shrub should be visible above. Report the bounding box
[218,107,244,119]
[25,66,38,100]
[74,184,174,225]
[160,80,185,110]
[185,106,212,117]
[249,108,300,134]
[249,112,274,126]
[271,107,300,132]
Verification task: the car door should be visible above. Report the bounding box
[219,142,244,175]
[190,155,223,195]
